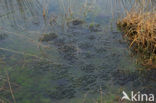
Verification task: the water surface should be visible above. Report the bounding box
[0,0,155,103]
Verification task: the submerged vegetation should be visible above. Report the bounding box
[0,0,156,103]
[0,33,8,41]
[89,23,101,32]
[117,1,156,69]
[71,19,84,26]
[39,33,58,42]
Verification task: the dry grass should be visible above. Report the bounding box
[117,10,156,69]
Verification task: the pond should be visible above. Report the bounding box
[0,0,155,103]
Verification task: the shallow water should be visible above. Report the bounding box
[0,0,156,103]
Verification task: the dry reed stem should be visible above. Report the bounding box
[6,70,16,103]
[117,10,156,68]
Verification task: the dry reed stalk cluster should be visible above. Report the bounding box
[117,11,156,69]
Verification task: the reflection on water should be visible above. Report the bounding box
[0,0,41,27]
[0,0,155,103]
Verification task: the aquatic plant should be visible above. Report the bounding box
[89,23,101,32]
[0,33,8,40]
[39,33,58,42]
[71,19,84,26]
[1,0,156,103]
[117,8,156,69]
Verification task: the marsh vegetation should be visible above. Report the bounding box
[117,0,156,69]
[0,0,155,103]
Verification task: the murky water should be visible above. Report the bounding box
[0,0,155,103]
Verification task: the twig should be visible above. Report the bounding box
[6,70,16,103]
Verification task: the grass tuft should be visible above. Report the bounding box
[117,10,156,69]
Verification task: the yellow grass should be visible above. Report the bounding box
[117,10,156,69]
